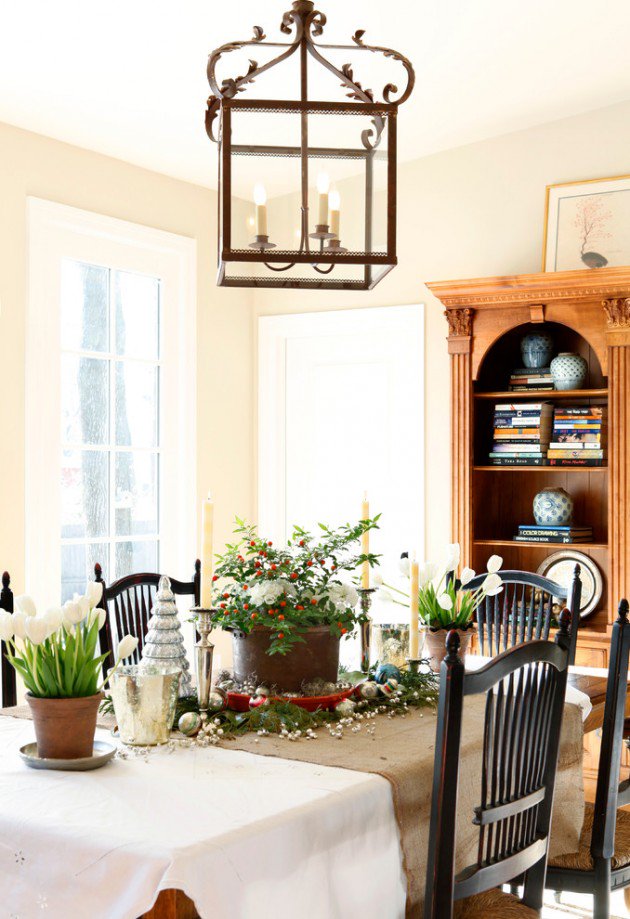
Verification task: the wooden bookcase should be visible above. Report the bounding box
[427,267,630,794]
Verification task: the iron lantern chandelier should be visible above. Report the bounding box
[206,0,415,290]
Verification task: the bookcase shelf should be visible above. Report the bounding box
[473,465,608,473]
[474,388,608,400]
[474,539,608,550]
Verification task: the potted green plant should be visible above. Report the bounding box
[208,517,379,691]
[379,544,503,670]
[0,583,138,759]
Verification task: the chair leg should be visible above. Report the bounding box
[553,890,562,904]
[521,856,546,910]
[592,857,611,919]
[624,884,630,912]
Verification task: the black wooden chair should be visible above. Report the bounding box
[466,565,582,665]
[95,560,200,671]
[0,571,16,707]
[424,611,573,918]
[545,599,630,919]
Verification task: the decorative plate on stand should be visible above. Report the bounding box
[536,550,603,619]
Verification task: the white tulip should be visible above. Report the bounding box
[371,572,384,587]
[444,544,461,573]
[73,594,92,620]
[437,593,454,611]
[85,580,104,608]
[43,607,63,636]
[117,635,139,660]
[0,610,14,642]
[87,606,107,630]
[24,617,49,646]
[15,595,37,618]
[460,567,476,586]
[398,555,410,577]
[63,600,86,625]
[482,572,503,595]
[12,612,28,641]
[486,555,503,574]
[419,563,436,588]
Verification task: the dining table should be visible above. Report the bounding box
[0,666,623,919]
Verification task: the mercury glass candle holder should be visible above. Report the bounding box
[110,665,181,745]
[358,587,377,672]
[192,608,215,717]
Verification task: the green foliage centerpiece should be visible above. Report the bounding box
[207,517,379,691]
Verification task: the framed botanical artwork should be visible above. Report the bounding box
[543,174,630,271]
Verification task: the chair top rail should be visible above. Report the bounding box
[466,570,568,599]
[463,638,568,696]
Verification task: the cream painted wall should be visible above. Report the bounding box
[0,122,253,672]
[253,99,630,561]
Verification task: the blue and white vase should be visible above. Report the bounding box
[550,352,588,391]
[533,487,574,526]
[520,332,554,369]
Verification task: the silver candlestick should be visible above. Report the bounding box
[358,587,376,672]
[406,658,422,674]
[192,608,215,718]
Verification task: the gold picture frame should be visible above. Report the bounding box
[542,173,630,271]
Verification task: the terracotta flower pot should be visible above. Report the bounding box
[424,627,474,672]
[26,693,102,760]
[231,625,340,692]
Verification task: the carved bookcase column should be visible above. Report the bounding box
[446,308,474,566]
[604,298,630,616]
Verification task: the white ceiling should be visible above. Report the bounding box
[1,0,630,195]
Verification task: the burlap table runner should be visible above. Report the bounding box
[2,700,584,918]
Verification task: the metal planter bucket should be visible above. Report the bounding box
[231,626,340,692]
[110,665,180,745]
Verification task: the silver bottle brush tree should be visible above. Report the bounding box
[141,576,192,697]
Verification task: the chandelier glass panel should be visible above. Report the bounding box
[206,1,415,290]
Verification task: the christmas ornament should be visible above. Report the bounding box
[379,678,399,697]
[375,663,402,684]
[249,694,269,710]
[255,685,271,697]
[207,689,228,713]
[178,711,202,737]
[141,576,193,697]
[335,699,356,716]
[218,679,236,692]
[359,681,379,700]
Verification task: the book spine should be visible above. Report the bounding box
[513,536,590,544]
[494,403,550,411]
[548,458,604,466]
[518,528,592,537]
[489,458,548,466]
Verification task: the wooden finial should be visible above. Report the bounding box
[94,562,103,580]
[1,571,9,589]
[195,559,201,574]
[617,599,629,623]
[445,629,461,659]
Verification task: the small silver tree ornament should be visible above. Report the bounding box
[141,576,193,697]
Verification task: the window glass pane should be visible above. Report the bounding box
[115,540,158,580]
[61,542,108,604]
[114,271,159,360]
[61,450,109,539]
[61,260,109,352]
[115,452,158,537]
[62,354,109,445]
[115,362,158,447]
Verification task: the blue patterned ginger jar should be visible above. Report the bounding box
[533,487,574,526]
[520,332,554,369]
[550,352,588,391]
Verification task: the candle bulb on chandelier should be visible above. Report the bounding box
[253,183,268,237]
[329,190,341,238]
[317,172,330,226]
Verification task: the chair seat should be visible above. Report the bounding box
[548,802,630,871]
[454,888,538,918]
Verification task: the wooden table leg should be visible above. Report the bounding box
[141,890,198,919]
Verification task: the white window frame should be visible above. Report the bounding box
[26,198,197,602]
[257,305,425,556]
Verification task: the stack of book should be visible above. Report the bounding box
[508,367,554,391]
[514,524,593,544]
[547,406,607,466]
[489,402,554,466]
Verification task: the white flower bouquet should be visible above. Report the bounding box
[381,544,503,630]
[0,582,138,698]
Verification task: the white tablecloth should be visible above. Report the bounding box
[0,717,406,919]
